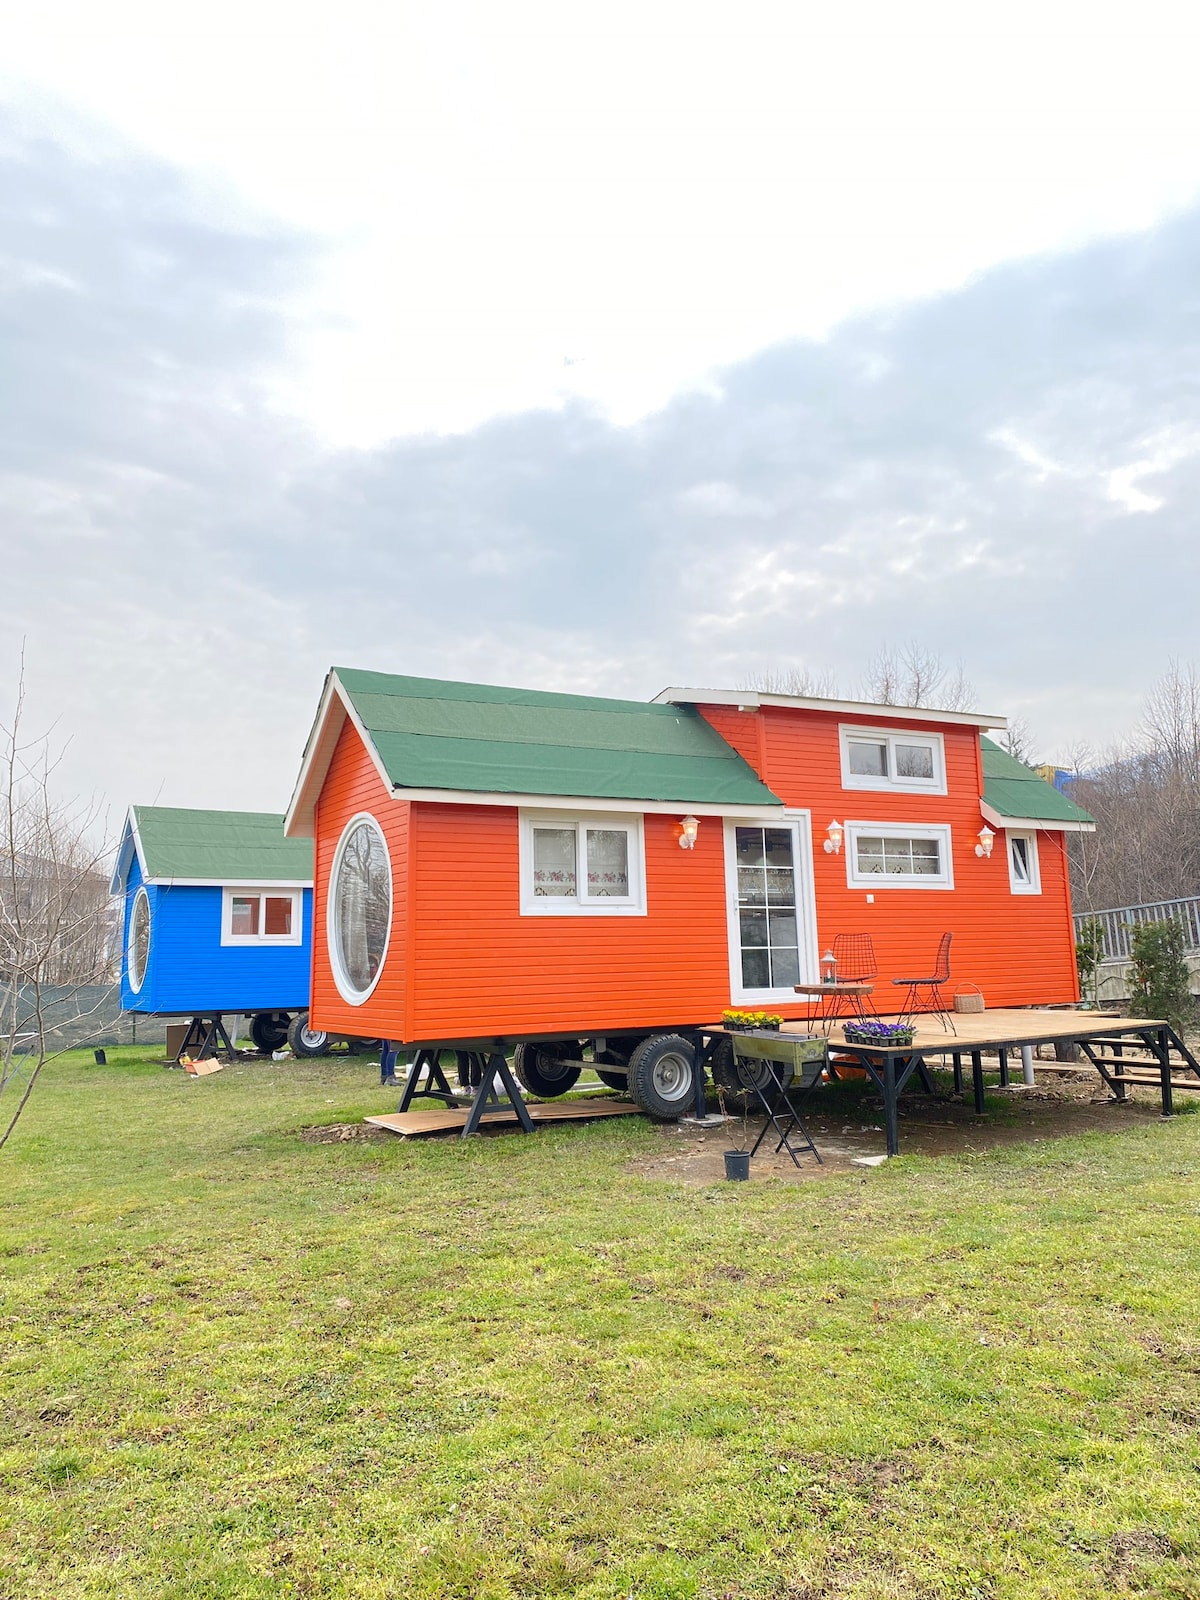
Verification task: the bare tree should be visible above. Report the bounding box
[741,663,840,698]
[860,641,977,711]
[1066,662,1200,912]
[1000,715,1037,765]
[1,664,113,1151]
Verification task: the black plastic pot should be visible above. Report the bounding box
[724,1150,751,1181]
[93,1048,107,1065]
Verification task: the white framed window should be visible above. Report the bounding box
[328,814,392,1004]
[845,822,954,890]
[519,812,646,915]
[221,887,304,946]
[840,725,946,794]
[723,814,818,1002]
[1007,830,1041,895]
[128,886,150,993]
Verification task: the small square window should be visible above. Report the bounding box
[264,896,293,935]
[1007,832,1041,894]
[231,896,259,936]
[848,740,888,777]
[521,814,645,915]
[221,888,303,944]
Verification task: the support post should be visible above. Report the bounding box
[971,1050,985,1115]
[1157,1026,1174,1119]
[952,1051,963,1095]
[998,1047,1009,1087]
[1021,1044,1035,1086]
[882,1052,900,1158]
[691,1035,707,1121]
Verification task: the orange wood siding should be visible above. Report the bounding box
[406,804,735,1040]
[701,704,1080,1009]
[309,719,410,1038]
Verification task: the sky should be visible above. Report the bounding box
[2,0,1200,817]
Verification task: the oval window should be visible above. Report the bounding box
[329,815,391,1003]
[128,887,150,994]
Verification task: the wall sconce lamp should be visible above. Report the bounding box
[678,815,700,850]
[823,819,844,855]
[975,825,995,859]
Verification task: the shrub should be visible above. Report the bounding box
[1127,918,1195,1033]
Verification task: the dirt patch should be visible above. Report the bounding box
[630,1082,1178,1185]
[300,1122,391,1144]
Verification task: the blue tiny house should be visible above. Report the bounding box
[111,806,315,1053]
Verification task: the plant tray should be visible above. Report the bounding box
[842,1028,915,1049]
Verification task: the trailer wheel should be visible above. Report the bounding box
[287,1012,331,1058]
[513,1041,583,1098]
[595,1069,629,1090]
[710,1036,778,1111]
[249,1012,290,1052]
[627,1034,697,1120]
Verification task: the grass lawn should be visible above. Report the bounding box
[2,1047,1199,1599]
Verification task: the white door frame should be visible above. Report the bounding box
[722,810,819,1006]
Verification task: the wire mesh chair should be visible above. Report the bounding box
[831,933,878,1021]
[892,932,955,1033]
[831,933,878,985]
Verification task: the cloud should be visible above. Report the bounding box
[3,108,1200,815]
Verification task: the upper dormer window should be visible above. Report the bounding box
[840,726,946,794]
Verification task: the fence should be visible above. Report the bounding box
[1,984,168,1049]
[1074,896,1200,961]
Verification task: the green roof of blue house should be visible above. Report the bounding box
[130,806,314,882]
[333,668,783,806]
[980,738,1094,827]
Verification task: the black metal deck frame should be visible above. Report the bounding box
[377,1019,1200,1154]
[829,1019,1200,1156]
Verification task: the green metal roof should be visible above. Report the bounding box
[334,668,783,806]
[133,806,314,882]
[980,738,1095,827]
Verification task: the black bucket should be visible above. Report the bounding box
[93,1048,107,1065]
[723,1149,751,1181]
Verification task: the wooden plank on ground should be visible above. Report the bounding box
[366,1099,643,1137]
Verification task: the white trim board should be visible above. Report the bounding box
[386,788,780,817]
[654,687,1007,730]
[723,811,819,1005]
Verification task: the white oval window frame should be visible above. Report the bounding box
[327,811,392,1006]
[128,886,151,995]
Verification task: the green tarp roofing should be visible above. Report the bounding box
[980,738,1094,826]
[133,806,313,882]
[334,668,782,806]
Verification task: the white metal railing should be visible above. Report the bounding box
[1074,896,1200,960]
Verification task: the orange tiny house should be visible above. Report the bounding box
[285,669,1094,1122]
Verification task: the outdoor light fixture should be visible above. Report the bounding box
[679,815,700,850]
[975,825,995,858]
[823,819,844,855]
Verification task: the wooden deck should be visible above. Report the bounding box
[780,1007,1168,1055]
[366,1098,642,1138]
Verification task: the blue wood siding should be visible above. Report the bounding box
[121,865,313,1015]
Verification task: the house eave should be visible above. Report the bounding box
[980,801,1095,834]
[655,687,1008,731]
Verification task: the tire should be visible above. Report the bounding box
[710,1036,782,1111]
[595,1069,629,1090]
[287,1011,332,1058]
[627,1034,698,1121]
[249,1012,290,1053]
[513,1040,583,1098]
